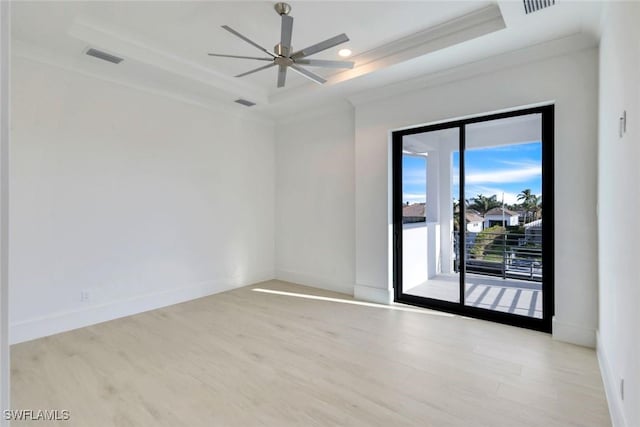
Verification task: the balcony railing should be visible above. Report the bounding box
[454,230,542,282]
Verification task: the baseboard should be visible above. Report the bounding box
[353,283,393,305]
[10,274,274,345]
[275,269,353,295]
[597,331,627,427]
[551,317,596,347]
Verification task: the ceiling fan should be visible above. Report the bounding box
[208,2,355,88]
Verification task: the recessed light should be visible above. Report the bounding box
[338,48,352,58]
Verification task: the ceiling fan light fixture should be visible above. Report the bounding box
[338,48,352,58]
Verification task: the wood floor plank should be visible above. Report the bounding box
[10,280,611,426]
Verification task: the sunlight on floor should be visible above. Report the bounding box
[251,288,455,317]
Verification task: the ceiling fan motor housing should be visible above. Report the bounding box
[274,43,291,57]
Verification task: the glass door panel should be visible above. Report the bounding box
[400,128,459,303]
[463,114,544,318]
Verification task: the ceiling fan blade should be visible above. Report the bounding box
[222,25,277,58]
[208,53,273,61]
[280,15,294,51]
[290,33,349,60]
[277,64,287,88]
[235,62,276,78]
[294,59,354,69]
[289,64,326,85]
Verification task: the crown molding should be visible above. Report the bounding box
[347,31,597,107]
[269,4,505,105]
[332,4,506,85]
[67,19,269,105]
[12,39,275,126]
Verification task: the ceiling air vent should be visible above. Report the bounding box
[85,48,123,64]
[523,0,555,14]
[234,99,256,107]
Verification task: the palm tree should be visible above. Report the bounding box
[517,189,533,204]
[453,200,460,231]
[532,195,542,220]
[469,194,501,215]
[517,189,539,223]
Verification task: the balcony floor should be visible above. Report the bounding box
[405,273,543,319]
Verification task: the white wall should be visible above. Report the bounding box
[467,222,482,233]
[275,104,355,294]
[597,2,640,426]
[401,223,429,290]
[353,48,599,346]
[10,57,276,343]
[0,0,10,422]
[483,214,519,228]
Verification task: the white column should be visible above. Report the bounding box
[424,152,439,278]
[438,147,454,274]
[425,152,439,222]
[0,1,10,422]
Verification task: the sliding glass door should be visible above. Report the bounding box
[393,106,553,332]
[400,127,460,303]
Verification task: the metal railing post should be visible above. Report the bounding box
[502,251,506,279]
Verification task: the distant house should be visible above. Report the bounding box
[484,207,519,228]
[524,219,542,244]
[402,202,425,223]
[465,211,484,233]
[515,209,528,225]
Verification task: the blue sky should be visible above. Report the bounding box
[402,141,542,205]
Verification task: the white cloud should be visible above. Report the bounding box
[453,166,541,185]
[402,168,426,185]
[466,166,541,184]
[474,188,520,205]
[496,159,539,167]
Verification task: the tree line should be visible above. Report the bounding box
[458,189,542,223]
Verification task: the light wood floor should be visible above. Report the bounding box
[11,280,610,426]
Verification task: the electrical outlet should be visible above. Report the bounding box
[80,290,90,303]
[620,378,624,400]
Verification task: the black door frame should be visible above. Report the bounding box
[392,105,554,333]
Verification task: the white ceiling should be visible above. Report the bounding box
[11,1,603,119]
